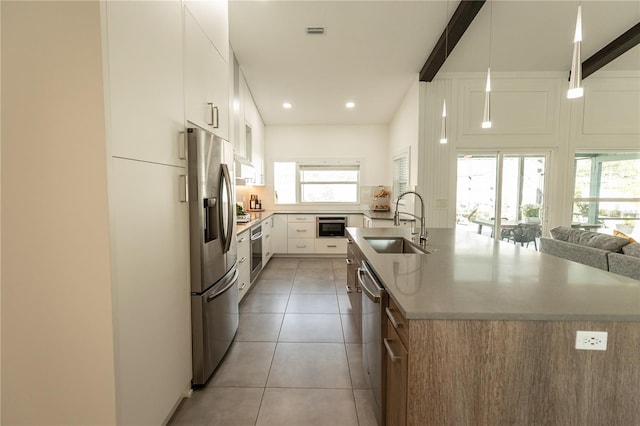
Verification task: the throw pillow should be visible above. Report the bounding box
[613,229,637,243]
[622,242,640,258]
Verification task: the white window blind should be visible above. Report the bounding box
[299,164,360,203]
[393,152,409,201]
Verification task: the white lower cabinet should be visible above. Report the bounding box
[271,214,288,254]
[314,238,348,254]
[237,230,251,302]
[262,217,273,265]
[110,158,191,425]
[287,220,315,254]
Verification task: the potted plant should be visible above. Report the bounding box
[521,204,541,224]
[616,219,635,235]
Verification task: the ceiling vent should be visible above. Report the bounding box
[306,27,326,35]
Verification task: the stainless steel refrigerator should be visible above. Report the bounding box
[187,124,238,386]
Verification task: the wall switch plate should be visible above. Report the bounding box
[575,331,608,351]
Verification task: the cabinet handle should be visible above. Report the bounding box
[345,259,354,265]
[239,282,246,290]
[296,244,307,248]
[327,245,337,248]
[266,251,271,256]
[239,256,247,263]
[296,229,307,233]
[213,105,219,129]
[238,237,246,243]
[178,131,186,160]
[386,307,404,329]
[295,217,305,221]
[384,338,400,362]
[207,102,214,126]
[345,285,353,294]
[179,175,188,203]
[266,234,270,239]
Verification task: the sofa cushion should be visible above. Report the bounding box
[549,226,630,252]
[622,242,640,258]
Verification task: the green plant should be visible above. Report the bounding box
[575,202,589,217]
[521,204,540,218]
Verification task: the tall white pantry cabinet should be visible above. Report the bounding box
[103,1,229,424]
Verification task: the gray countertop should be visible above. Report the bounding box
[347,227,640,321]
[235,210,407,235]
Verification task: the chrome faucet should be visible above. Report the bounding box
[394,191,428,247]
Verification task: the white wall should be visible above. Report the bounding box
[388,79,420,214]
[264,124,389,209]
[418,70,640,232]
[389,79,420,188]
[1,2,117,423]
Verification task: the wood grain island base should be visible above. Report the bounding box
[406,320,639,426]
[346,227,640,426]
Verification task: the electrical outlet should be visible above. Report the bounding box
[575,331,608,351]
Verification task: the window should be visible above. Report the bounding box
[273,161,360,204]
[393,150,409,202]
[573,152,640,237]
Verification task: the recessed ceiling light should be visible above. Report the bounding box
[282,102,292,109]
[346,102,355,109]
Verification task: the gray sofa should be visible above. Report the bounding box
[540,226,640,280]
[608,243,640,280]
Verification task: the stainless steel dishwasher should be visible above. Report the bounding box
[359,260,386,426]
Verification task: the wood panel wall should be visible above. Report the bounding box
[407,320,640,426]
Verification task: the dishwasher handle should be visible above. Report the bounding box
[358,262,383,303]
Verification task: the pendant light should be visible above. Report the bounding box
[482,0,493,129]
[567,5,584,99]
[440,0,449,144]
[440,99,447,144]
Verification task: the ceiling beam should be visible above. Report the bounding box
[420,0,486,82]
[582,22,640,79]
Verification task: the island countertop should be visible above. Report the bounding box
[347,227,640,321]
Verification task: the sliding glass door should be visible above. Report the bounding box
[456,152,548,249]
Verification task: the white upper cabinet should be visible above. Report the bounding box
[184,8,229,140]
[184,0,229,61]
[104,1,185,166]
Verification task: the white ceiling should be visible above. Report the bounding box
[229,1,640,126]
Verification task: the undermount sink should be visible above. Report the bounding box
[364,237,429,254]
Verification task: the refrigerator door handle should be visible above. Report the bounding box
[219,163,234,253]
[206,269,239,301]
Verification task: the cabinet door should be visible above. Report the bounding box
[183,0,229,60]
[262,218,272,265]
[271,214,288,254]
[385,322,408,426]
[110,158,190,425]
[105,1,185,166]
[237,231,251,301]
[314,238,347,254]
[184,9,229,140]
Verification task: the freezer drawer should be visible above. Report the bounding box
[191,268,239,386]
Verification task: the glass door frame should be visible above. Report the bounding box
[456,149,552,242]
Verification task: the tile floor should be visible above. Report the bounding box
[169,257,378,426]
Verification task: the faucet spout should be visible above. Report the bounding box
[394,191,428,246]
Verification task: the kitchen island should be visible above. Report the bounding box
[347,227,640,426]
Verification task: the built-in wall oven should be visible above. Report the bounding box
[317,216,348,238]
[250,224,263,281]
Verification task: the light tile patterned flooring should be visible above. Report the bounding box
[169,257,377,426]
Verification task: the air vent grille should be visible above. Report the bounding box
[306,27,326,35]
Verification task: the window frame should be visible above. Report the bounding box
[273,159,362,205]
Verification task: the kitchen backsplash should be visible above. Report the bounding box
[235,185,392,212]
